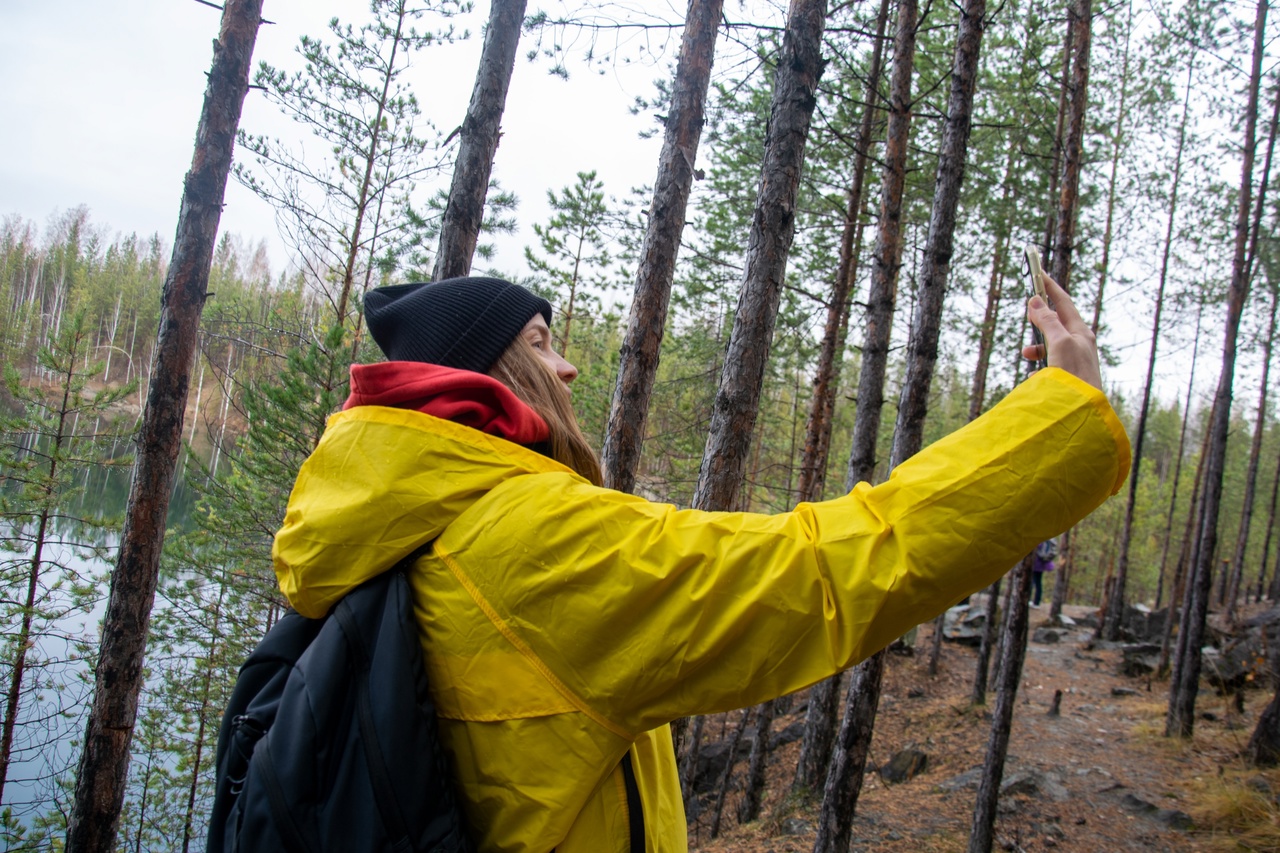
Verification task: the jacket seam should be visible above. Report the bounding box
[436,545,636,741]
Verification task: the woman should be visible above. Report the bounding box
[273,275,1129,852]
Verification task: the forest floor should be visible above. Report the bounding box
[687,601,1280,853]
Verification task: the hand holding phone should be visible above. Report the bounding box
[1024,246,1051,370]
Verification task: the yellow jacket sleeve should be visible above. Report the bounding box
[432,368,1130,735]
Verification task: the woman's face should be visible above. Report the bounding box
[519,314,578,388]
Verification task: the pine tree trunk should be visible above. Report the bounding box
[432,0,527,281]
[845,0,918,489]
[1049,0,1092,290]
[1100,59,1194,641]
[1088,0,1133,334]
[795,0,891,506]
[1167,0,1267,740]
[889,0,987,464]
[1247,688,1280,766]
[737,698,774,824]
[1161,422,1213,677]
[1228,288,1278,623]
[970,578,1001,706]
[601,0,724,494]
[1259,420,1280,600]
[812,650,886,853]
[692,0,826,511]
[1227,85,1280,623]
[792,0,892,796]
[65,4,263,850]
[968,555,1035,853]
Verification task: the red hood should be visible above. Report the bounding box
[344,362,549,445]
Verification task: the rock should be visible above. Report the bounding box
[943,604,991,646]
[1203,637,1268,694]
[1155,808,1194,830]
[1033,627,1062,644]
[908,687,925,699]
[1001,769,1070,802]
[780,817,812,836]
[1119,643,1162,677]
[1075,610,1101,629]
[1111,687,1139,697]
[1058,613,1078,627]
[1246,775,1272,793]
[937,766,984,792]
[880,748,929,784]
[1117,792,1193,830]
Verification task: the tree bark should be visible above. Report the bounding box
[65,3,263,850]
[1227,84,1280,622]
[1166,0,1266,740]
[1100,58,1193,640]
[601,0,724,494]
[968,555,1035,853]
[845,0,918,489]
[1228,286,1278,622]
[793,0,892,796]
[692,0,827,511]
[889,0,987,465]
[1049,0,1091,290]
[812,650,886,853]
[1248,687,1280,766]
[970,577,1001,706]
[432,0,528,281]
[1088,0,1133,335]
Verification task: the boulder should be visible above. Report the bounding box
[880,748,929,784]
[1118,643,1162,677]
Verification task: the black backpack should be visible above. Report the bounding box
[206,552,474,853]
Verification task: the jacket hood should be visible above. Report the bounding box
[272,405,573,618]
[344,361,549,445]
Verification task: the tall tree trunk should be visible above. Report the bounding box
[1154,300,1203,613]
[692,0,826,511]
[1050,0,1092,290]
[967,555,1035,853]
[845,0,918,491]
[1100,58,1194,640]
[65,4,263,850]
[1088,0,1133,335]
[1228,285,1277,621]
[601,0,724,494]
[793,0,892,796]
[1166,0,1266,740]
[968,142,1019,421]
[812,651,886,853]
[1040,13,1075,264]
[1227,86,1280,623]
[737,698,774,824]
[970,577,1001,706]
[692,0,826,821]
[1160,418,1214,676]
[1260,419,1280,600]
[432,0,527,281]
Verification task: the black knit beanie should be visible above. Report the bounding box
[363,277,553,373]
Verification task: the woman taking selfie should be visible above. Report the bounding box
[272,274,1129,852]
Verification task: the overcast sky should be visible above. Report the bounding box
[0,0,686,273]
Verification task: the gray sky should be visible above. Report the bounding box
[0,0,673,273]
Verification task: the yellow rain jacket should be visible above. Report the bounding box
[273,367,1130,853]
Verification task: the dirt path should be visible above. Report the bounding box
[689,607,1278,852]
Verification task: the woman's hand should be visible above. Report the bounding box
[1022,274,1104,390]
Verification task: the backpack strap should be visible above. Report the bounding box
[334,543,436,853]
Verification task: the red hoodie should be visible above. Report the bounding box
[343,362,549,446]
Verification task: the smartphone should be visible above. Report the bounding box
[1024,246,1049,370]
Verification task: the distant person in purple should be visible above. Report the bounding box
[1031,538,1058,608]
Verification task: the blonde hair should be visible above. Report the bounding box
[489,337,603,486]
